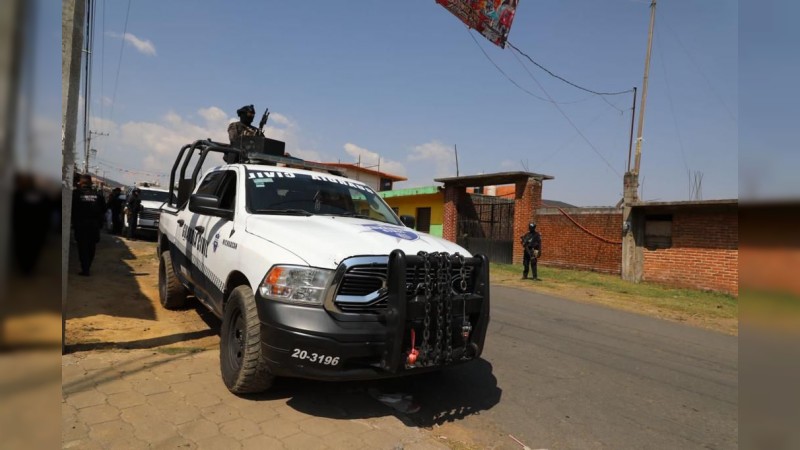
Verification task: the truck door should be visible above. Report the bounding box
[196,170,239,314]
[176,170,225,299]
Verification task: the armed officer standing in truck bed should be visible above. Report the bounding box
[228,104,264,144]
[227,104,266,163]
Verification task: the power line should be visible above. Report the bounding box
[507,41,634,96]
[96,158,168,179]
[654,27,691,190]
[99,0,105,123]
[510,49,627,114]
[108,0,131,123]
[468,31,622,178]
[467,30,594,105]
[660,16,737,123]
[525,63,623,178]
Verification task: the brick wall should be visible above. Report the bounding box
[536,207,622,274]
[442,186,464,242]
[642,209,738,295]
[512,178,542,264]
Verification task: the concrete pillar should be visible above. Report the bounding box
[621,172,643,282]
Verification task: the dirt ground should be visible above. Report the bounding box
[65,233,220,351]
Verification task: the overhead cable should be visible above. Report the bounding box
[507,41,634,96]
[109,0,132,123]
[467,31,595,105]
[510,49,627,114]
[523,63,623,178]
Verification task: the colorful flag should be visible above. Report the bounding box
[436,0,519,48]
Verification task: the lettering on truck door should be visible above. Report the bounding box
[199,170,239,315]
[182,170,225,303]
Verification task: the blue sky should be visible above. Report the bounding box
[44,0,742,206]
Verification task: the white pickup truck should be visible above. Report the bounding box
[158,140,490,394]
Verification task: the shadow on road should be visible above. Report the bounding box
[66,234,157,321]
[248,358,502,427]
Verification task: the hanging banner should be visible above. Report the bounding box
[435,0,519,48]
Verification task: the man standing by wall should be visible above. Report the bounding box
[521,222,542,280]
[72,174,105,276]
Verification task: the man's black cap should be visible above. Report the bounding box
[236,104,256,116]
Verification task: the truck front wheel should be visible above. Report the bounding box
[220,285,274,394]
[159,251,187,309]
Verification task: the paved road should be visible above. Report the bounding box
[465,285,738,449]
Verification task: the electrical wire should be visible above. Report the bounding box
[468,31,622,178]
[557,207,622,245]
[661,16,737,123]
[654,27,691,188]
[523,62,623,178]
[467,31,594,105]
[108,0,131,123]
[507,41,634,96]
[96,158,168,179]
[99,0,106,124]
[510,49,626,114]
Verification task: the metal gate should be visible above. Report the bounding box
[456,195,514,264]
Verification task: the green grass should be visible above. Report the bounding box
[491,263,738,323]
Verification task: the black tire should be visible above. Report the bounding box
[159,251,187,309]
[220,285,274,394]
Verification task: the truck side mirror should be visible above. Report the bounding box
[400,215,416,229]
[189,194,233,220]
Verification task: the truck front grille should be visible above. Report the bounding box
[139,209,160,221]
[334,263,474,314]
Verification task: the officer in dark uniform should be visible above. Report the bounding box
[520,222,542,280]
[126,188,142,240]
[226,104,265,163]
[228,104,264,144]
[72,174,106,276]
[107,187,125,235]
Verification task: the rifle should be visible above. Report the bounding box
[258,107,270,134]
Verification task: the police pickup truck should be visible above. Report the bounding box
[157,139,490,394]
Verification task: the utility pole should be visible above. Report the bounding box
[63,0,86,353]
[84,130,107,172]
[622,0,656,283]
[633,0,657,178]
[454,144,460,177]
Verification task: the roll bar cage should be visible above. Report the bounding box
[166,139,344,209]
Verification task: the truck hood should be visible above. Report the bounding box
[245,215,469,269]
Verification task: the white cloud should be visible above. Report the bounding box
[107,32,157,56]
[268,113,292,126]
[343,143,407,177]
[197,106,230,129]
[86,106,328,185]
[407,140,456,177]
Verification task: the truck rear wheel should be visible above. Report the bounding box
[220,285,273,394]
[159,251,187,309]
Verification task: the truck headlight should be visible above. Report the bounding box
[259,266,332,306]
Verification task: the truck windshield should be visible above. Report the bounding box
[246,169,401,225]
